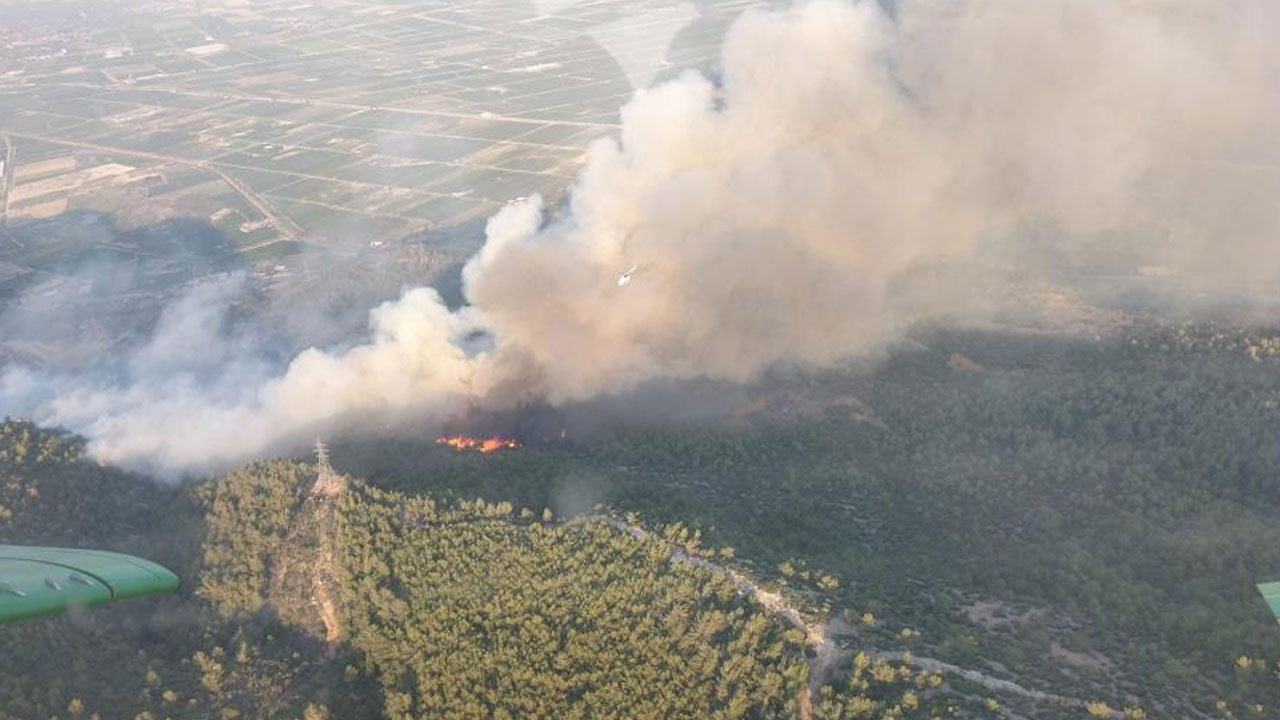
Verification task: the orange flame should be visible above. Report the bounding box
[435,434,521,453]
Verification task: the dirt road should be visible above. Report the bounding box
[574,513,1122,719]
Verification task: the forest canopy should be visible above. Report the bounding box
[3,324,1280,719]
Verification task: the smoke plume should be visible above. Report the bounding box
[4,0,1280,476]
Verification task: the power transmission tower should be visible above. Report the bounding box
[312,438,342,497]
[314,438,331,475]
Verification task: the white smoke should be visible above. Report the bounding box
[13,282,473,474]
[4,0,1280,476]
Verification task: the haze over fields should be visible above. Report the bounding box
[0,0,730,240]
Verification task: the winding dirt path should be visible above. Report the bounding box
[573,515,827,717]
[871,651,1085,707]
[573,514,1120,719]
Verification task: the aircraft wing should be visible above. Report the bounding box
[1259,581,1280,627]
[0,545,179,624]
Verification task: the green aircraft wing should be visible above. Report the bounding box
[1259,582,1280,628]
[0,545,179,624]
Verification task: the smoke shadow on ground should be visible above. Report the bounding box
[0,198,483,369]
[1,210,244,297]
[0,211,249,371]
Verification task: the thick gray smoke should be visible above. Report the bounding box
[3,0,1280,476]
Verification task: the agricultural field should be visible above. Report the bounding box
[0,0,766,371]
[0,0,762,266]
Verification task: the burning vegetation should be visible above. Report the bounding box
[435,435,522,453]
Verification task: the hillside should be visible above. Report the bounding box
[0,424,951,720]
[2,324,1280,719]
[332,324,1280,719]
